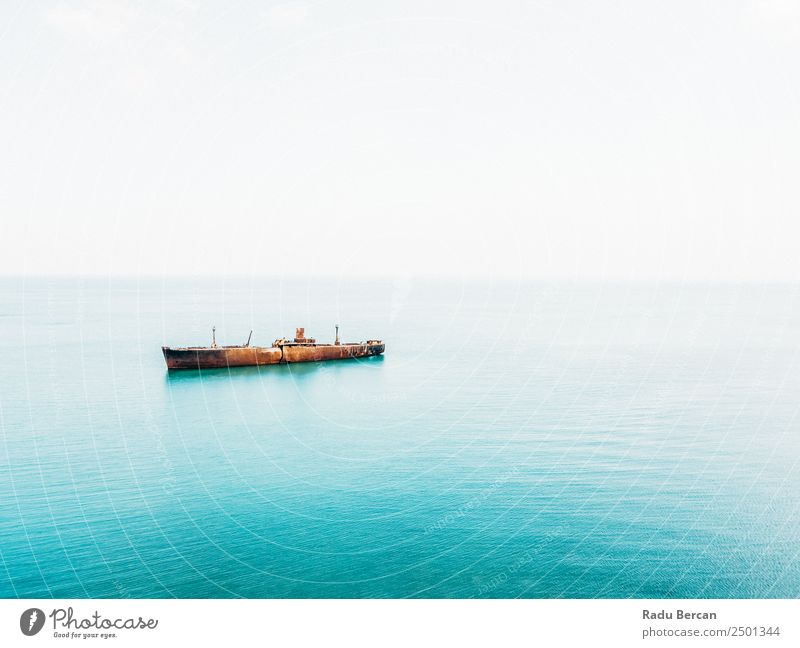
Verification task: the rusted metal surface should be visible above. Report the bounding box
[162,327,384,370]
[161,345,282,370]
[279,341,385,364]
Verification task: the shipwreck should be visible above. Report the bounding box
[162,326,385,370]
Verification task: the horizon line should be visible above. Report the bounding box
[1,273,798,286]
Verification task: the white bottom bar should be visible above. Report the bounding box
[1,599,796,647]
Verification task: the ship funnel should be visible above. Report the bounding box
[335,325,340,345]
[293,327,315,344]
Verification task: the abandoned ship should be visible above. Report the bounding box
[162,326,385,370]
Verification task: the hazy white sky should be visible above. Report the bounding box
[1,0,798,280]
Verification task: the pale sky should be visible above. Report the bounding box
[1,0,798,280]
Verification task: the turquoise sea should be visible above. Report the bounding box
[1,277,798,598]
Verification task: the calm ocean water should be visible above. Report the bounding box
[1,277,798,598]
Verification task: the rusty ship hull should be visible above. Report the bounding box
[162,327,384,370]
